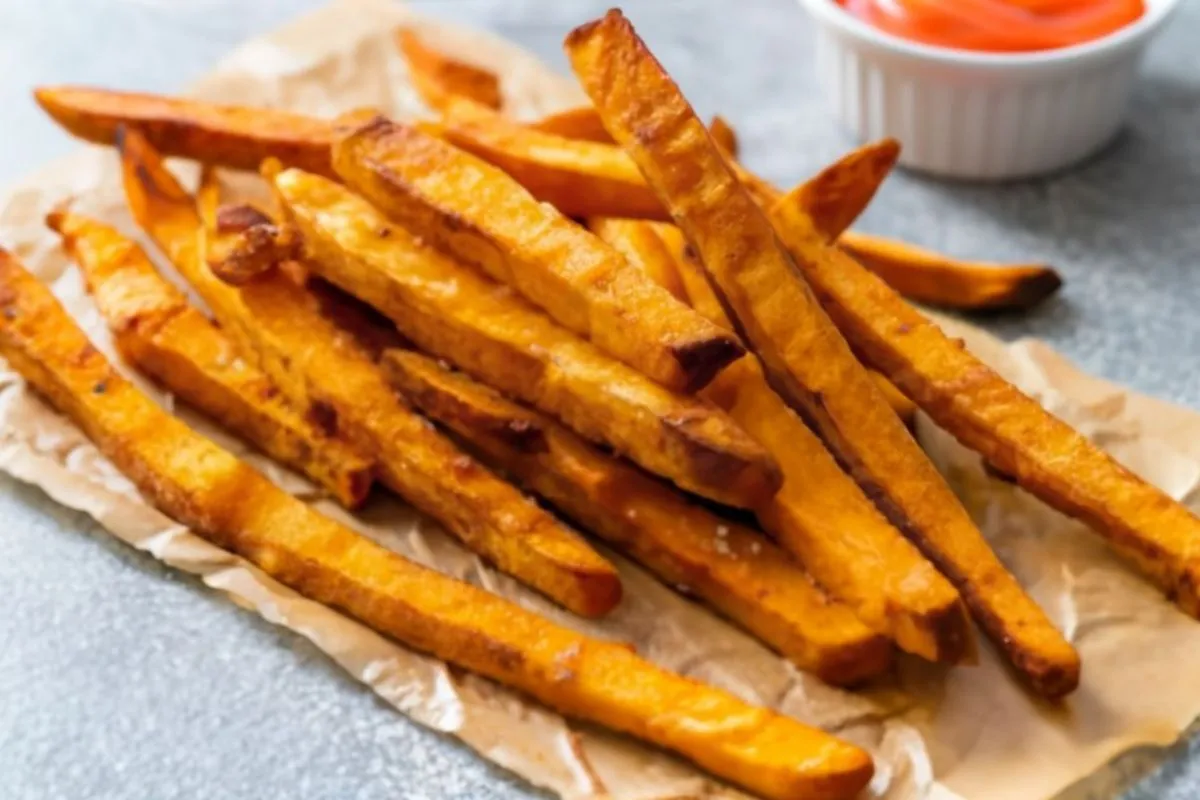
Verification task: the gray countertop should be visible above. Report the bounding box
[2,1,1199,798]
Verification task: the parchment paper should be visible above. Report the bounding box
[3,1,1199,798]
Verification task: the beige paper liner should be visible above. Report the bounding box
[2,1,1199,798]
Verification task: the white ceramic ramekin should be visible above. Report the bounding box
[796,0,1181,180]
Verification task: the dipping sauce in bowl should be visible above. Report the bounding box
[837,0,1146,53]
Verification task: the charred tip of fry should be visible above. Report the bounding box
[331,107,392,140]
[44,199,77,234]
[671,334,746,393]
[1010,266,1064,308]
[215,204,274,234]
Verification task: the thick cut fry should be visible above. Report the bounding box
[0,254,872,800]
[789,140,900,242]
[768,188,1200,621]
[614,212,967,662]
[36,86,335,175]
[426,94,667,219]
[567,10,1079,698]
[48,210,373,508]
[272,167,782,509]
[333,116,740,392]
[118,128,621,618]
[383,349,893,685]
[837,233,1063,311]
[587,217,688,303]
[527,104,614,143]
[394,27,503,111]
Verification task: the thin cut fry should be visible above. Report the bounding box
[837,232,1064,310]
[48,209,373,508]
[741,145,1064,311]
[587,217,688,303]
[271,166,783,509]
[427,93,667,219]
[708,114,739,158]
[394,27,503,111]
[869,370,918,427]
[383,349,894,685]
[0,253,873,800]
[333,115,740,392]
[35,86,335,175]
[527,104,613,143]
[768,184,1200,623]
[788,139,900,242]
[118,128,622,618]
[567,10,1079,697]
[608,208,967,662]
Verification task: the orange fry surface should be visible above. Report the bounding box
[567,9,1079,697]
[0,251,873,800]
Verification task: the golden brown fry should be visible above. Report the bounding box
[333,116,740,392]
[741,146,1063,311]
[586,217,688,303]
[426,93,667,219]
[568,10,1079,697]
[118,129,621,618]
[204,203,299,285]
[0,253,873,800]
[526,104,613,143]
[48,209,373,508]
[769,185,1200,622]
[708,114,739,158]
[869,370,917,427]
[383,349,894,685]
[394,27,503,111]
[837,232,1063,311]
[272,166,782,509]
[36,86,335,175]
[790,140,900,242]
[618,210,967,663]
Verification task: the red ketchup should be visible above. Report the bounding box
[837,0,1146,53]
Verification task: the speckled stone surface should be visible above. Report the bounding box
[2,1,1199,798]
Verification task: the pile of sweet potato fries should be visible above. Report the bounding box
[3,10,1198,800]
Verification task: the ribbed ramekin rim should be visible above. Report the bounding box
[796,0,1182,71]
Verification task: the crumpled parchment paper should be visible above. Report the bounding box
[2,1,1199,798]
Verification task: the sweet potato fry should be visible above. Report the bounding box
[586,217,688,303]
[708,114,739,159]
[767,185,1200,622]
[383,348,894,685]
[837,233,1063,311]
[203,203,298,285]
[48,209,373,508]
[0,252,873,800]
[567,10,1079,697]
[35,86,335,175]
[789,139,900,243]
[271,166,782,509]
[735,144,1063,311]
[333,115,740,392]
[527,104,613,143]
[394,26,503,111]
[869,370,918,427]
[609,212,967,662]
[118,128,622,618]
[426,93,666,219]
